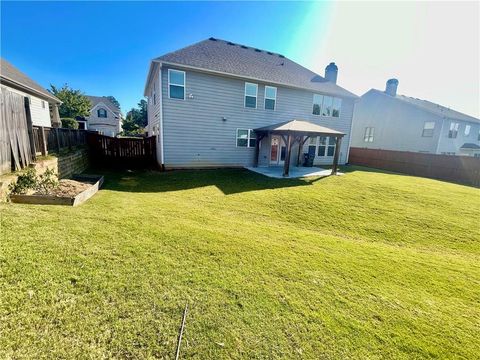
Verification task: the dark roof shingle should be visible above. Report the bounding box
[86,95,121,114]
[0,57,60,103]
[154,38,357,99]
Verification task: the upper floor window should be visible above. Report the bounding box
[264,86,277,110]
[364,127,374,142]
[422,121,435,137]
[312,94,341,117]
[244,83,258,108]
[464,124,471,136]
[478,130,480,141]
[168,69,185,99]
[236,129,256,147]
[41,100,45,109]
[97,108,107,118]
[152,81,156,105]
[448,122,459,138]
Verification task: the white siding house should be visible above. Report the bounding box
[144,38,358,170]
[81,96,123,136]
[351,79,480,157]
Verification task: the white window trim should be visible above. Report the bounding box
[364,127,374,142]
[312,94,323,116]
[244,82,258,109]
[312,94,342,118]
[465,124,471,136]
[168,69,186,100]
[236,128,256,148]
[264,86,277,110]
[422,121,435,137]
[97,108,108,118]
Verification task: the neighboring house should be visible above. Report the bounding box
[0,57,62,127]
[144,38,358,170]
[351,79,480,157]
[77,96,122,136]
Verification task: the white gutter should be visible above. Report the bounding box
[346,99,358,163]
[435,117,447,154]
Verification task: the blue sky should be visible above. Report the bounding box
[2,1,479,117]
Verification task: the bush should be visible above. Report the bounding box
[8,167,59,195]
[61,118,79,129]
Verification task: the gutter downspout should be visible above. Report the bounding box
[158,64,165,170]
[345,99,357,164]
[435,117,446,154]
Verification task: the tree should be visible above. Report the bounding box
[106,96,120,109]
[121,99,148,135]
[49,84,90,119]
[60,118,79,129]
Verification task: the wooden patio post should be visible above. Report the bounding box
[39,126,47,156]
[331,136,342,175]
[254,132,261,167]
[283,133,292,177]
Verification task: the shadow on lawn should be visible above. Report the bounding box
[96,167,327,195]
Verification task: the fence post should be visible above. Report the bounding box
[68,129,72,150]
[54,128,61,152]
[24,97,37,161]
[39,126,47,156]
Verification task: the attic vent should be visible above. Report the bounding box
[267,51,273,55]
[254,48,262,52]
[278,54,285,58]
[241,45,248,49]
[209,37,217,41]
[227,41,235,46]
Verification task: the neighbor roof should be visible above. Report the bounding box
[150,38,358,99]
[370,89,479,124]
[0,57,61,103]
[255,119,344,136]
[86,95,121,114]
[460,143,480,150]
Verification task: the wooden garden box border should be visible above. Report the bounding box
[10,175,104,206]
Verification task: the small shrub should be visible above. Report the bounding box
[61,118,79,129]
[36,168,59,195]
[8,168,37,194]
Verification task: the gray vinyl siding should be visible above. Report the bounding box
[351,90,443,153]
[351,90,480,156]
[160,66,354,168]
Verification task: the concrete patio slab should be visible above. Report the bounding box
[245,166,342,179]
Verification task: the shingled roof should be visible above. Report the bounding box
[86,95,121,115]
[0,57,61,103]
[149,38,357,99]
[370,89,479,124]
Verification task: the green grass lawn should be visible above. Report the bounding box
[1,166,479,359]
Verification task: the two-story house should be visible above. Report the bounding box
[351,79,480,157]
[78,96,122,136]
[144,38,358,171]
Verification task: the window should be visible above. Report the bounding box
[448,122,459,138]
[465,124,471,136]
[322,96,333,116]
[97,108,107,118]
[236,129,256,147]
[244,82,258,108]
[317,136,336,157]
[153,82,156,105]
[312,94,341,117]
[41,100,45,109]
[264,86,277,110]
[478,130,480,141]
[308,136,317,155]
[332,98,342,117]
[168,69,185,99]
[422,121,435,137]
[364,127,374,142]
[312,94,323,115]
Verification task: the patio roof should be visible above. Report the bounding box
[254,119,344,136]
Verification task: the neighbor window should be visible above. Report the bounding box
[364,127,374,142]
[422,121,435,137]
[152,82,156,105]
[478,130,480,141]
[168,69,185,99]
[264,86,277,110]
[236,129,256,147]
[244,82,258,108]
[41,100,45,109]
[312,94,341,117]
[465,124,471,136]
[448,122,459,138]
[97,108,107,118]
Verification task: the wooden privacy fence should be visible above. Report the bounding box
[87,132,156,168]
[349,147,480,187]
[32,126,88,155]
[0,87,33,175]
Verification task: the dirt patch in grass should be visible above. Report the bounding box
[35,179,94,197]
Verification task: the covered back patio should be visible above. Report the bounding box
[252,119,345,177]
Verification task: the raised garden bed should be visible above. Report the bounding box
[10,175,103,206]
